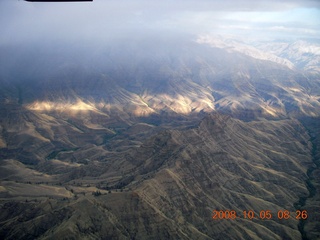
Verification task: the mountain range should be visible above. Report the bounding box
[0,35,319,239]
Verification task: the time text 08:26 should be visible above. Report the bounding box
[212,210,308,220]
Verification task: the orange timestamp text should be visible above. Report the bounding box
[212,210,308,220]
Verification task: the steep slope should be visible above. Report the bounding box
[298,117,320,240]
[0,102,115,166]
[0,36,319,239]
[196,35,295,69]
[129,113,313,239]
[254,40,320,74]
[1,38,319,122]
[0,113,315,239]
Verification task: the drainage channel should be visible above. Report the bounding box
[295,118,320,240]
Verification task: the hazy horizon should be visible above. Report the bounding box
[1,0,320,46]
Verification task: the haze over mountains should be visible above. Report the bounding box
[1,35,320,120]
[1,0,320,239]
[0,33,319,239]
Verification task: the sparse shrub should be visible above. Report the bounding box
[92,190,101,196]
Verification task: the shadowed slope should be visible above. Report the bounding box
[0,113,314,239]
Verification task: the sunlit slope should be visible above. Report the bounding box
[0,103,115,165]
[1,39,319,120]
[0,37,319,239]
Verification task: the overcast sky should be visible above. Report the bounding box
[0,0,320,45]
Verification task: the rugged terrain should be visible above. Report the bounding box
[0,36,319,239]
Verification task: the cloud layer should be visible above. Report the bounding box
[0,0,319,45]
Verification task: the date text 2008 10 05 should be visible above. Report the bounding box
[212,210,308,220]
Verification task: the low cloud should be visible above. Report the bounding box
[0,0,319,45]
